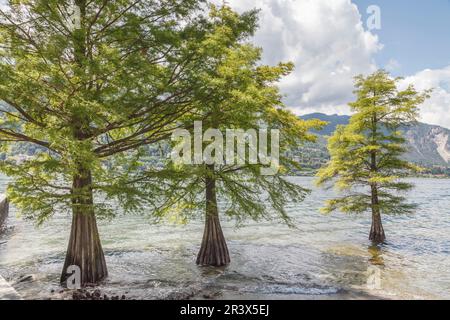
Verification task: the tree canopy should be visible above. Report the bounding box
[316,70,430,242]
[0,0,214,223]
[151,6,324,227]
[0,0,241,284]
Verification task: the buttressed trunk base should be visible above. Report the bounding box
[196,212,230,267]
[196,173,230,267]
[61,171,107,286]
[369,212,386,243]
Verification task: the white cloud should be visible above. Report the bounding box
[401,67,450,129]
[385,58,401,72]
[218,0,450,128]
[3,0,448,128]
[219,0,382,114]
[0,1,9,13]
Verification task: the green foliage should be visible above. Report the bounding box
[317,70,430,216]
[0,0,227,223]
[135,5,325,227]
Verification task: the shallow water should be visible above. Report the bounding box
[0,176,449,300]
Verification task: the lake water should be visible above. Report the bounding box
[0,176,449,300]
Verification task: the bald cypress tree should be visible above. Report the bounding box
[317,70,430,243]
[153,6,323,266]
[0,0,212,286]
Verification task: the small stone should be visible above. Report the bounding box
[18,275,34,283]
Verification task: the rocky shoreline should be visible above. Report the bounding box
[71,289,127,300]
[0,275,22,300]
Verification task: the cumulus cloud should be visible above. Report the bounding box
[401,67,450,129]
[0,1,9,14]
[385,59,401,72]
[217,0,382,114]
[217,0,450,128]
[2,0,448,127]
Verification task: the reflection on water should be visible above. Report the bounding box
[368,245,385,266]
[0,176,449,299]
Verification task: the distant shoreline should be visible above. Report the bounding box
[292,170,450,179]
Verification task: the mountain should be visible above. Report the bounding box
[298,113,450,172]
[301,113,351,135]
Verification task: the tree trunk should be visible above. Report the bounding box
[60,168,108,286]
[196,168,230,267]
[369,184,386,243]
[59,0,106,286]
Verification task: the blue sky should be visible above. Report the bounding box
[354,0,450,75]
[1,0,450,127]
[225,0,450,128]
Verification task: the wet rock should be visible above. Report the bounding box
[72,291,83,300]
[202,291,222,300]
[165,287,199,300]
[71,289,127,300]
[16,275,35,283]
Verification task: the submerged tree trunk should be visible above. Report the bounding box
[59,0,107,287]
[60,168,108,286]
[196,168,230,267]
[369,184,386,243]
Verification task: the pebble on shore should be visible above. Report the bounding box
[71,289,127,300]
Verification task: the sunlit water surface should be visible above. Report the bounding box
[0,176,449,300]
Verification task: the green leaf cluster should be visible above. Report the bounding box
[317,70,430,216]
